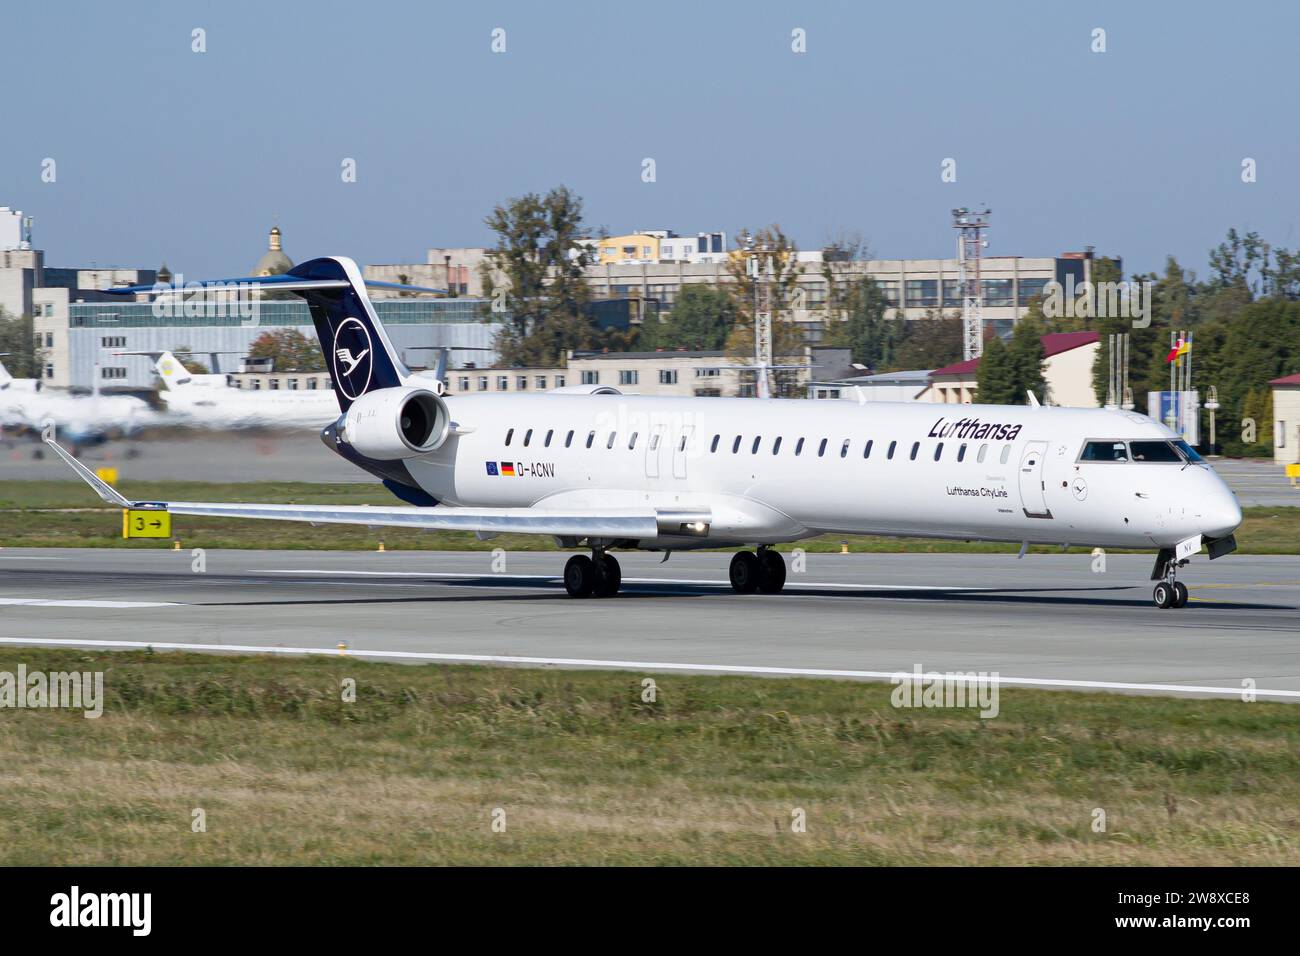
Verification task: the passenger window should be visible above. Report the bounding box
[751,436,761,454]
[957,443,967,462]
[524,428,532,447]
[1080,440,1129,462]
[977,444,988,463]
[628,432,638,450]
[772,436,782,455]
[710,434,720,453]
[565,430,574,448]
[818,439,828,457]
[795,438,805,456]
[863,439,873,459]
[733,436,742,454]
[934,442,943,461]
[840,439,850,459]
[1129,441,1181,463]
[910,441,919,460]
[586,430,596,449]
[999,445,1011,465]
[544,429,553,448]
[650,434,660,451]
[887,440,897,459]
[607,432,617,450]
[505,428,514,446]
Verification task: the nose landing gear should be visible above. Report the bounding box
[1151,548,1190,609]
[729,548,787,594]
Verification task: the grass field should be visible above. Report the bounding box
[2,480,1298,553]
[0,648,1295,865]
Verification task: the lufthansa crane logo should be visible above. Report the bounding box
[332,316,373,400]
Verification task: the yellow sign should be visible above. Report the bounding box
[122,509,171,539]
[1287,463,1300,486]
[95,467,119,485]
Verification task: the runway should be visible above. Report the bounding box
[1,548,1297,699]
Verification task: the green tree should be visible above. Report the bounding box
[248,328,323,371]
[819,277,900,369]
[0,308,42,379]
[975,335,1014,404]
[891,313,963,371]
[1007,317,1049,404]
[724,225,807,395]
[640,284,736,351]
[481,185,596,367]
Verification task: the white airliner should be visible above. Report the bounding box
[120,350,339,429]
[49,257,1242,609]
[1,355,156,443]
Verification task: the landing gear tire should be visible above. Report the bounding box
[564,554,596,598]
[1153,581,1174,609]
[729,551,760,594]
[1171,581,1188,608]
[757,549,787,594]
[594,554,622,598]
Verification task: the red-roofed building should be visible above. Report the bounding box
[922,331,1101,406]
[1269,373,1300,464]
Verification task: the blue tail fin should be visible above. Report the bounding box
[288,256,409,411]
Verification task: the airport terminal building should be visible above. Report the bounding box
[31,291,500,392]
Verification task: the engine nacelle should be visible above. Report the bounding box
[340,386,450,460]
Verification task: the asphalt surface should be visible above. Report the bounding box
[3,431,1298,505]
[1,548,1296,699]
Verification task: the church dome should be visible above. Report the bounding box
[253,225,293,276]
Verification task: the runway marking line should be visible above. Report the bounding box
[0,637,1295,701]
[0,598,180,608]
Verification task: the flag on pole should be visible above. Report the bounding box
[1165,337,1191,363]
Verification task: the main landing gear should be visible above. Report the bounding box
[564,550,621,598]
[729,548,786,595]
[1151,548,1190,609]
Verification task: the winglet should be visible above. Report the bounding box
[43,435,133,508]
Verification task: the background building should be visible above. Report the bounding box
[32,294,500,392]
[923,331,1101,406]
[1270,373,1300,464]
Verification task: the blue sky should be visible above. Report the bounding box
[4,0,1298,278]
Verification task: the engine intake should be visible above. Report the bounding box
[339,386,450,460]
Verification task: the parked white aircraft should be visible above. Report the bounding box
[50,258,1242,608]
[119,350,339,430]
[1,355,156,443]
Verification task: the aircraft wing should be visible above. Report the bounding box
[45,437,703,540]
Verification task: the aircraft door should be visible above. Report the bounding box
[1018,440,1053,518]
[673,425,694,479]
[646,425,664,478]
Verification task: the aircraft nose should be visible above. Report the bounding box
[1203,490,1242,539]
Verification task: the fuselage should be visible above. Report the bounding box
[387,393,1242,551]
[161,378,338,429]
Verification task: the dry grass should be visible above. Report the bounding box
[0,649,1296,865]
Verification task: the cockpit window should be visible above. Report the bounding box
[1171,439,1204,463]
[1129,441,1182,463]
[1080,440,1129,462]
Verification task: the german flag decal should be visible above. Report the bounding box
[500,462,516,477]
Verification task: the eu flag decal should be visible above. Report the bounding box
[486,461,499,476]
